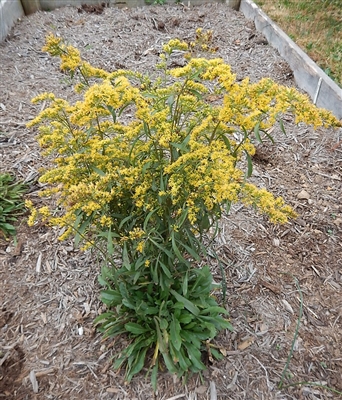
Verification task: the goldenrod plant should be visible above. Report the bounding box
[27,31,341,387]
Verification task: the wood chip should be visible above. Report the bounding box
[282,299,294,314]
[106,387,120,393]
[238,337,255,350]
[297,189,310,200]
[29,370,39,393]
[36,252,42,273]
[35,367,55,377]
[259,279,281,294]
[195,385,208,394]
[210,381,217,400]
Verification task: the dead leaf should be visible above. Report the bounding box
[259,279,281,294]
[297,189,310,200]
[106,388,119,393]
[282,299,294,314]
[195,385,208,394]
[238,337,254,350]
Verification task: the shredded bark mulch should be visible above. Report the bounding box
[0,3,341,399]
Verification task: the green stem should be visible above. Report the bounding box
[281,381,342,396]
[208,121,221,144]
[65,220,116,268]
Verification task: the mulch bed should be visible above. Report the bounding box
[0,3,341,399]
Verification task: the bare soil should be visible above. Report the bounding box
[0,3,341,399]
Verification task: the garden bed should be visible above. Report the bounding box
[0,3,341,399]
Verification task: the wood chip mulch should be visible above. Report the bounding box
[0,3,341,399]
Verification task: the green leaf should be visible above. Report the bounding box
[191,265,211,292]
[200,306,229,315]
[100,289,122,305]
[107,104,116,122]
[166,94,175,114]
[196,319,217,337]
[187,88,203,100]
[199,212,210,232]
[178,312,193,325]
[122,298,136,310]
[210,347,224,361]
[107,228,115,256]
[179,240,200,261]
[0,222,15,234]
[103,322,127,337]
[161,352,178,374]
[90,165,106,177]
[180,329,202,349]
[74,213,91,247]
[261,128,275,144]
[93,312,114,325]
[171,233,189,265]
[144,306,159,315]
[279,119,287,135]
[149,238,173,258]
[177,347,192,371]
[118,214,134,230]
[170,289,200,316]
[182,271,188,297]
[170,133,190,153]
[142,160,152,176]
[221,134,231,151]
[154,317,167,354]
[129,351,149,380]
[157,259,172,279]
[118,102,131,118]
[219,318,234,331]
[97,276,107,287]
[186,343,206,371]
[244,150,253,178]
[173,302,185,310]
[175,207,189,228]
[170,316,182,351]
[113,355,126,370]
[159,317,168,331]
[253,122,262,143]
[125,322,150,335]
[143,208,158,231]
[122,242,131,271]
[151,361,158,392]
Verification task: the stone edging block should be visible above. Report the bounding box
[239,0,342,120]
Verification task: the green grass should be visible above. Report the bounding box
[254,0,342,87]
[0,173,27,239]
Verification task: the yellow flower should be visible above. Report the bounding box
[42,33,63,55]
[100,215,112,227]
[129,228,145,240]
[136,241,144,253]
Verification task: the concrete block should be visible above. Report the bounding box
[0,0,25,42]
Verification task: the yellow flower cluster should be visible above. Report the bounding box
[162,39,188,55]
[188,28,218,58]
[27,34,341,246]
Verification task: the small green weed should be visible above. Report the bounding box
[0,173,27,239]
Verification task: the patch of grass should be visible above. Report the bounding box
[255,0,342,87]
[0,173,27,239]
